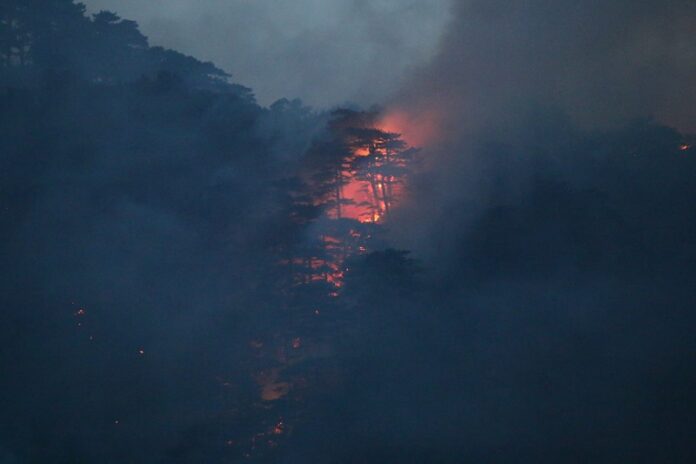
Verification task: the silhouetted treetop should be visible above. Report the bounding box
[0,1,249,97]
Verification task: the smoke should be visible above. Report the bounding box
[397,0,695,136]
[82,0,453,108]
[345,4,696,460]
[388,0,696,258]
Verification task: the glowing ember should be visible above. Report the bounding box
[679,144,690,151]
[354,147,371,157]
[272,420,285,435]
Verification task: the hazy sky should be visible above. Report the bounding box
[83,0,452,108]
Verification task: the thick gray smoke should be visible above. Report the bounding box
[397,0,694,134]
[390,0,696,258]
[363,5,696,460]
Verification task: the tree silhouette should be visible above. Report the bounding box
[88,10,148,81]
[0,0,249,95]
[21,0,87,69]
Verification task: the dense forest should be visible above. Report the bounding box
[1,1,695,463]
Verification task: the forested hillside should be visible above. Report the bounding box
[2,2,695,463]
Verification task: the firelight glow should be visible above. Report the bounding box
[377,107,441,148]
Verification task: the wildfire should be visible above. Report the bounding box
[340,178,382,224]
[227,107,425,460]
[377,107,440,148]
[233,112,418,455]
[339,133,411,223]
[291,111,418,292]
